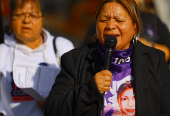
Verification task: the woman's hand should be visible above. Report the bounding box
[94,70,112,93]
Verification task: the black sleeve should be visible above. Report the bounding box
[43,50,102,116]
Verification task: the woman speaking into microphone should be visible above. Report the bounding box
[43,0,170,116]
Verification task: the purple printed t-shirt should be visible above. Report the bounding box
[97,40,135,116]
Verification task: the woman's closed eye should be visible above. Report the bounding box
[29,13,39,18]
[116,20,124,23]
[99,18,108,22]
[15,13,25,17]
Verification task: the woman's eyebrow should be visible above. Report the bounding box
[14,10,24,13]
[14,10,38,14]
[114,15,125,19]
[121,96,128,98]
[100,14,126,19]
[99,14,110,18]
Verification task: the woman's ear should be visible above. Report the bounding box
[133,23,137,35]
[42,17,45,23]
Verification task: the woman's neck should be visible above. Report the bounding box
[17,35,43,49]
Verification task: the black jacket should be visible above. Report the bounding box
[43,41,170,116]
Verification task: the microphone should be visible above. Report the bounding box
[104,35,117,70]
[102,35,117,116]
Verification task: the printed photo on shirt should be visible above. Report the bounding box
[103,75,135,116]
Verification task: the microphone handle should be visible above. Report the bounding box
[104,48,114,70]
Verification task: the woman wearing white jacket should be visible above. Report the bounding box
[0,0,74,116]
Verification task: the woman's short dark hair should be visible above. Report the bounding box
[10,0,45,17]
[95,0,142,38]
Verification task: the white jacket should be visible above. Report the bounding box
[0,30,74,116]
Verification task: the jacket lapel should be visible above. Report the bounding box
[132,41,150,116]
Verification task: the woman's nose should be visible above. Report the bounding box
[128,99,135,107]
[106,20,116,29]
[22,14,31,23]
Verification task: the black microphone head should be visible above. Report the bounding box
[105,35,117,49]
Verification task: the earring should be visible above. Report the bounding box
[132,35,137,45]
